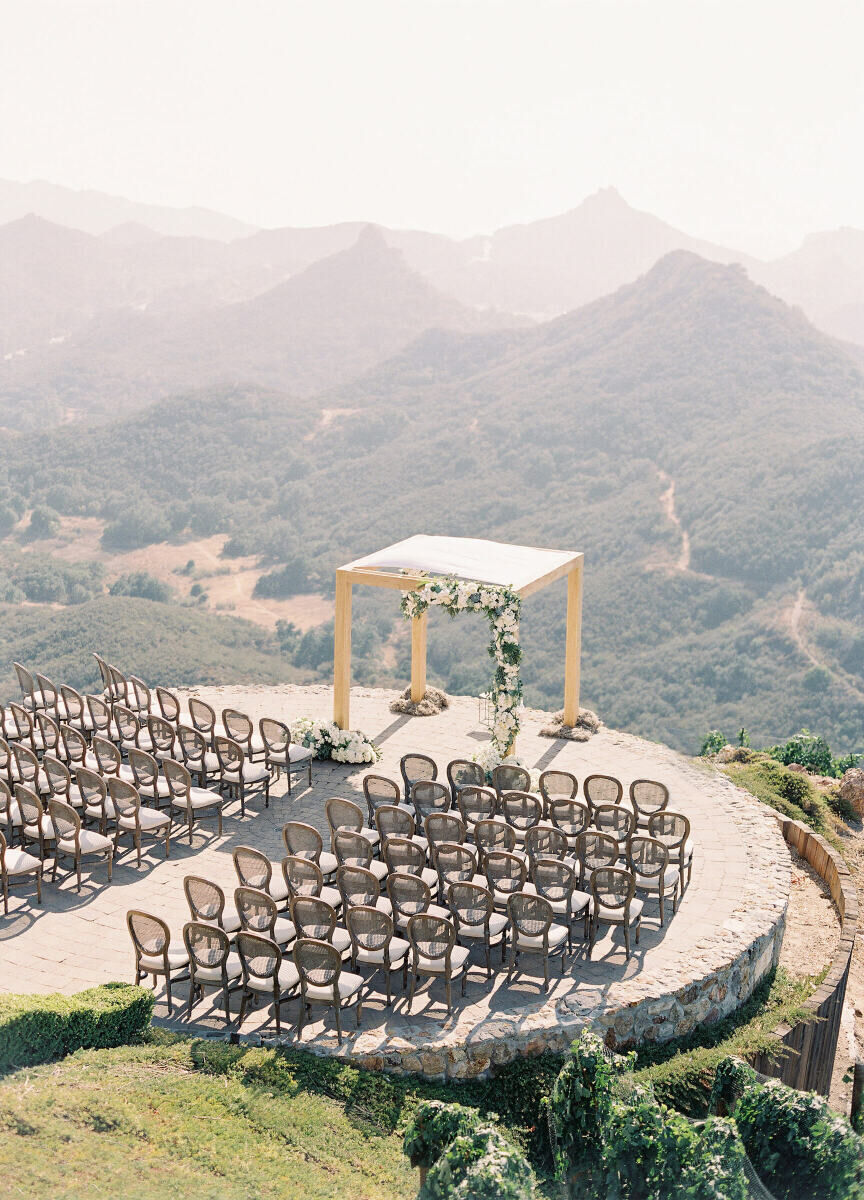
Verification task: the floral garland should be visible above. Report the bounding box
[401,574,522,753]
[290,717,382,764]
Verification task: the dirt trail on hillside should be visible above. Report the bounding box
[780,588,864,704]
[657,469,691,571]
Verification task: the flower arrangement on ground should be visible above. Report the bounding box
[290,717,381,764]
[401,574,522,754]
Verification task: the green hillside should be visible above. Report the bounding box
[3,252,863,752]
[0,595,304,700]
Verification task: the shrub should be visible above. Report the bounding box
[109,571,173,603]
[403,1100,535,1199]
[700,729,727,755]
[253,556,309,598]
[711,1058,864,1200]
[600,1089,749,1200]
[25,504,61,539]
[0,983,154,1071]
[768,729,834,776]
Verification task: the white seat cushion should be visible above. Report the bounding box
[524,883,591,915]
[119,808,171,833]
[266,742,314,766]
[24,816,55,840]
[513,923,568,951]
[85,800,117,822]
[359,826,380,848]
[457,911,509,940]
[416,944,470,975]
[140,947,188,972]
[330,927,351,955]
[319,886,341,910]
[222,762,270,784]
[184,751,220,773]
[267,874,290,903]
[3,846,41,875]
[2,801,24,827]
[304,970,363,1002]
[193,953,242,984]
[355,935,410,966]
[318,852,338,876]
[634,867,680,892]
[345,858,387,881]
[593,898,644,924]
[121,733,156,753]
[394,902,448,928]
[270,917,296,945]
[139,779,172,800]
[59,829,112,854]
[246,961,299,993]
[173,787,222,812]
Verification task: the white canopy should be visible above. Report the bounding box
[343,534,578,593]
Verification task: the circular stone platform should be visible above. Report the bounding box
[0,686,790,1080]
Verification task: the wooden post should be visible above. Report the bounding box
[410,611,427,703]
[562,560,583,727]
[333,570,352,729]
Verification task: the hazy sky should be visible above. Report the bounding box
[1,0,862,255]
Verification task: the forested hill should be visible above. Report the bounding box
[3,251,863,752]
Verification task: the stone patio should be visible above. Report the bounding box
[0,685,790,1079]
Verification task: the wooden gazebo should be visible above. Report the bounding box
[333,535,584,738]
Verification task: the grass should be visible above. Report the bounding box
[0,968,818,1199]
[0,1038,415,1200]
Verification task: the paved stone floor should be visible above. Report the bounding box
[0,685,790,1076]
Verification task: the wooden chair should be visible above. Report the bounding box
[375,804,425,853]
[584,774,623,815]
[0,778,23,845]
[446,759,485,805]
[387,872,448,930]
[346,905,409,1005]
[548,798,590,851]
[507,892,568,990]
[163,759,224,844]
[400,752,437,799]
[16,785,56,861]
[13,663,40,711]
[290,895,350,958]
[434,842,483,895]
[575,830,620,889]
[382,836,436,891]
[183,921,242,1022]
[626,835,679,926]
[156,686,187,727]
[234,885,295,948]
[527,857,590,948]
[127,909,189,1015]
[42,755,76,808]
[222,708,268,763]
[592,803,634,847]
[336,863,391,915]
[127,747,172,809]
[214,735,271,815]
[424,811,465,852]
[473,818,518,866]
[447,881,507,978]
[60,685,94,736]
[630,780,670,829]
[188,697,219,746]
[282,821,338,880]
[0,828,41,913]
[491,763,530,800]
[85,694,115,742]
[411,780,451,826]
[184,875,241,934]
[114,705,154,756]
[500,791,545,843]
[295,937,364,1044]
[49,798,113,891]
[35,712,62,759]
[406,913,468,1014]
[59,724,91,773]
[233,845,290,907]
[175,724,220,787]
[334,830,387,883]
[588,867,642,960]
[484,849,527,911]
[109,777,171,865]
[259,717,313,793]
[539,769,579,819]
[127,676,152,716]
[325,795,379,851]
[362,773,405,826]
[456,785,498,834]
[647,811,693,889]
[524,825,569,867]
[76,766,114,834]
[235,931,299,1034]
[282,856,341,912]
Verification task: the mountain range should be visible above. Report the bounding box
[3,250,862,753]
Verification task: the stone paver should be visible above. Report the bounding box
[0,685,790,1078]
